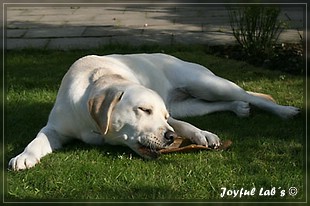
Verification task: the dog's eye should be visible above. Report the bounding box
[138,107,152,115]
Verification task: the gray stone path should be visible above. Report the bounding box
[5,5,304,50]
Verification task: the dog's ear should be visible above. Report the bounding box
[88,88,124,135]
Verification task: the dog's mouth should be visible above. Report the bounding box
[137,141,172,159]
[137,143,161,159]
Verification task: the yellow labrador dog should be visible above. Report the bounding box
[9,53,299,170]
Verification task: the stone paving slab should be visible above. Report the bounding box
[25,27,86,38]
[7,29,27,38]
[4,5,305,50]
[143,24,202,33]
[110,33,173,46]
[47,37,110,50]
[6,38,49,50]
[83,26,143,37]
[174,32,236,45]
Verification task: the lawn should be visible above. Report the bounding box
[4,45,306,202]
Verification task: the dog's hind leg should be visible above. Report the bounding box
[9,126,64,171]
[176,68,300,119]
[168,97,250,118]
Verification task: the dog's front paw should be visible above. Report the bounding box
[232,101,250,117]
[191,130,221,148]
[9,151,40,171]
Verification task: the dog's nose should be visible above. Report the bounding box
[164,130,176,144]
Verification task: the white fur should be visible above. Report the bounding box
[9,53,299,170]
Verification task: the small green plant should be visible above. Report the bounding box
[228,6,284,59]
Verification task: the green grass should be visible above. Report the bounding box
[4,45,305,202]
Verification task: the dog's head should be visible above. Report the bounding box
[88,84,176,159]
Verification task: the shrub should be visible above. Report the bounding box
[228,6,284,60]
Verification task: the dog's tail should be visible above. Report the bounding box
[247,91,276,103]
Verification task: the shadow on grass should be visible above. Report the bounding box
[6,185,179,202]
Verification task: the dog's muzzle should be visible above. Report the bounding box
[137,130,176,159]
